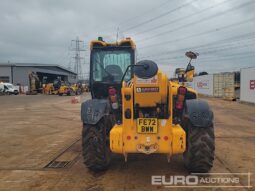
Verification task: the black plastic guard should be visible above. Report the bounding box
[183,99,213,127]
[81,99,111,125]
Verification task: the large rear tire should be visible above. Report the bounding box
[183,121,215,173]
[82,119,111,171]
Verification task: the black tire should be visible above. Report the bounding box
[58,93,63,96]
[82,119,112,171]
[183,121,215,173]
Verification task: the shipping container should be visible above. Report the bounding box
[213,73,235,100]
[240,67,255,104]
[191,73,236,99]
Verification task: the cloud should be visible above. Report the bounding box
[0,0,255,77]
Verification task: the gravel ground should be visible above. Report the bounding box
[0,94,254,191]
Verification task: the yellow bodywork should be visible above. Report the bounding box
[110,70,187,157]
[58,85,70,95]
[90,38,136,50]
[43,83,58,95]
[58,84,79,95]
[186,69,195,82]
[71,84,79,93]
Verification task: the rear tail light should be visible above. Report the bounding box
[178,86,187,95]
[108,87,119,109]
[108,87,116,96]
[175,86,187,110]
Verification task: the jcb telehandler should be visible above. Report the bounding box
[81,37,215,173]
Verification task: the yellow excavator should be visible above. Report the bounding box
[26,72,41,95]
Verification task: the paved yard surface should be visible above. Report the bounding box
[0,95,254,191]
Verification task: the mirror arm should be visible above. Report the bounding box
[120,64,145,86]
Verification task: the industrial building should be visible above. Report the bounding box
[0,63,77,86]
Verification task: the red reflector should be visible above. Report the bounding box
[127,135,131,140]
[108,87,116,96]
[178,87,187,95]
[176,102,183,110]
[163,136,168,141]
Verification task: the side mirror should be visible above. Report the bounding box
[121,60,158,85]
[134,60,158,79]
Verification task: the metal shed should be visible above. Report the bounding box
[0,63,77,86]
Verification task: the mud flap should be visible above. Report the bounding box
[183,99,213,128]
[81,99,111,125]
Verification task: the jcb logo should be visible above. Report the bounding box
[250,80,255,90]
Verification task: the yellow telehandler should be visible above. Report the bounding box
[81,38,214,173]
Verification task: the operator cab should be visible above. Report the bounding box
[90,37,136,99]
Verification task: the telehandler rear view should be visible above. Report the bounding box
[81,37,215,173]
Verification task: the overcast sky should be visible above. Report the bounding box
[0,0,255,77]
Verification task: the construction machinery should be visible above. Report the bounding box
[43,79,60,95]
[58,82,74,96]
[81,38,214,173]
[58,82,81,96]
[171,51,197,83]
[77,80,89,92]
[172,68,185,83]
[43,78,80,96]
[43,83,54,95]
[26,72,41,95]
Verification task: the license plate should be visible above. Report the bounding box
[137,118,157,134]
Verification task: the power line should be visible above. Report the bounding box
[136,0,255,42]
[118,0,171,27]
[81,1,173,44]
[151,40,255,62]
[138,16,255,50]
[138,31,255,59]
[199,51,255,59]
[139,36,255,60]
[158,56,255,74]
[139,39,255,60]
[133,0,235,36]
[70,37,86,79]
[121,0,200,32]
[197,54,255,63]
[142,41,255,64]
[81,1,172,41]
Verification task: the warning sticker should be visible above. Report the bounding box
[136,76,158,84]
[136,87,159,93]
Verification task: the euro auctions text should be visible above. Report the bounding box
[151,173,252,188]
